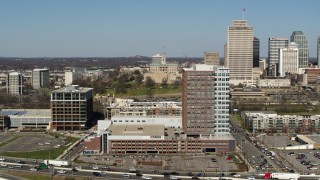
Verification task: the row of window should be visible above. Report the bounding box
[113,120,146,123]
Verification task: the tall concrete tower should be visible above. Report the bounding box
[290,31,309,68]
[226,20,253,85]
[32,68,50,89]
[6,72,24,95]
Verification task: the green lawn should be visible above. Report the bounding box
[1,136,79,160]
[106,87,182,97]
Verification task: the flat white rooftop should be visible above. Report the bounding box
[108,124,164,136]
[0,109,51,117]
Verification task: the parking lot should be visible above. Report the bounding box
[0,133,66,152]
[0,134,13,143]
[77,153,240,174]
[257,134,320,174]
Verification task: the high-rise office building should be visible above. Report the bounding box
[32,68,50,89]
[226,20,253,85]
[6,72,24,95]
[253,37,260,68]
[182,64,230,135]
[204,51,220,66]
[317,36,320,66]
[268,38,289,76]
[51,85,93,131]
[279,42,299,77]
[290,31,309,68]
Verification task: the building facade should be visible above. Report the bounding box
[257,79,291,88]
[0,109,51,129]
[268,38,289,76]
[279,42,299,77]
[304,68,320,84]
[253,37,260,68]
[0,114,10,130]
[6,72,24,95]
[290,31,309,69]
[51,85,93,131]
[242,111,320,133]
[65,68,86,86]
[100,124,235,154]
[226,20,253,85]
[204,51,220,66]
[32,68,50,89]
[182,64,230,135]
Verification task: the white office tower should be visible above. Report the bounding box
[32,68,50,89]
[6,72,24,95]
[291,31,309,69]
[151,52,166,65]
[65,68,86,86]
[226,20,253,85]
[268,38,289,76]
[279,42,299,77]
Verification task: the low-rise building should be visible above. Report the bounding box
[98,124,235,154]
[304,68,320,84]
[106,99,182,120]
[242,111,320,133]
[0,109,51,129]
[257,79,291,88]
[83,135,101,155]
[0,114,10,130]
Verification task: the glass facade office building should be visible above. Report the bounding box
[290,31,309,68]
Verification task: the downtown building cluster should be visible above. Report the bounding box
[1,18,320,155]
[84,64,235,155]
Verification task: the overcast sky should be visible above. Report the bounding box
[0,0,319,57]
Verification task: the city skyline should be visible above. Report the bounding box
[0,0,319,57]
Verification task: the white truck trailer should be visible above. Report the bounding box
[43,160,70,167]
[264,172,300,180]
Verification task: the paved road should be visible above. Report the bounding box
[229,116,290,174]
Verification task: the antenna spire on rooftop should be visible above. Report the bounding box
[242,8,246,20]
